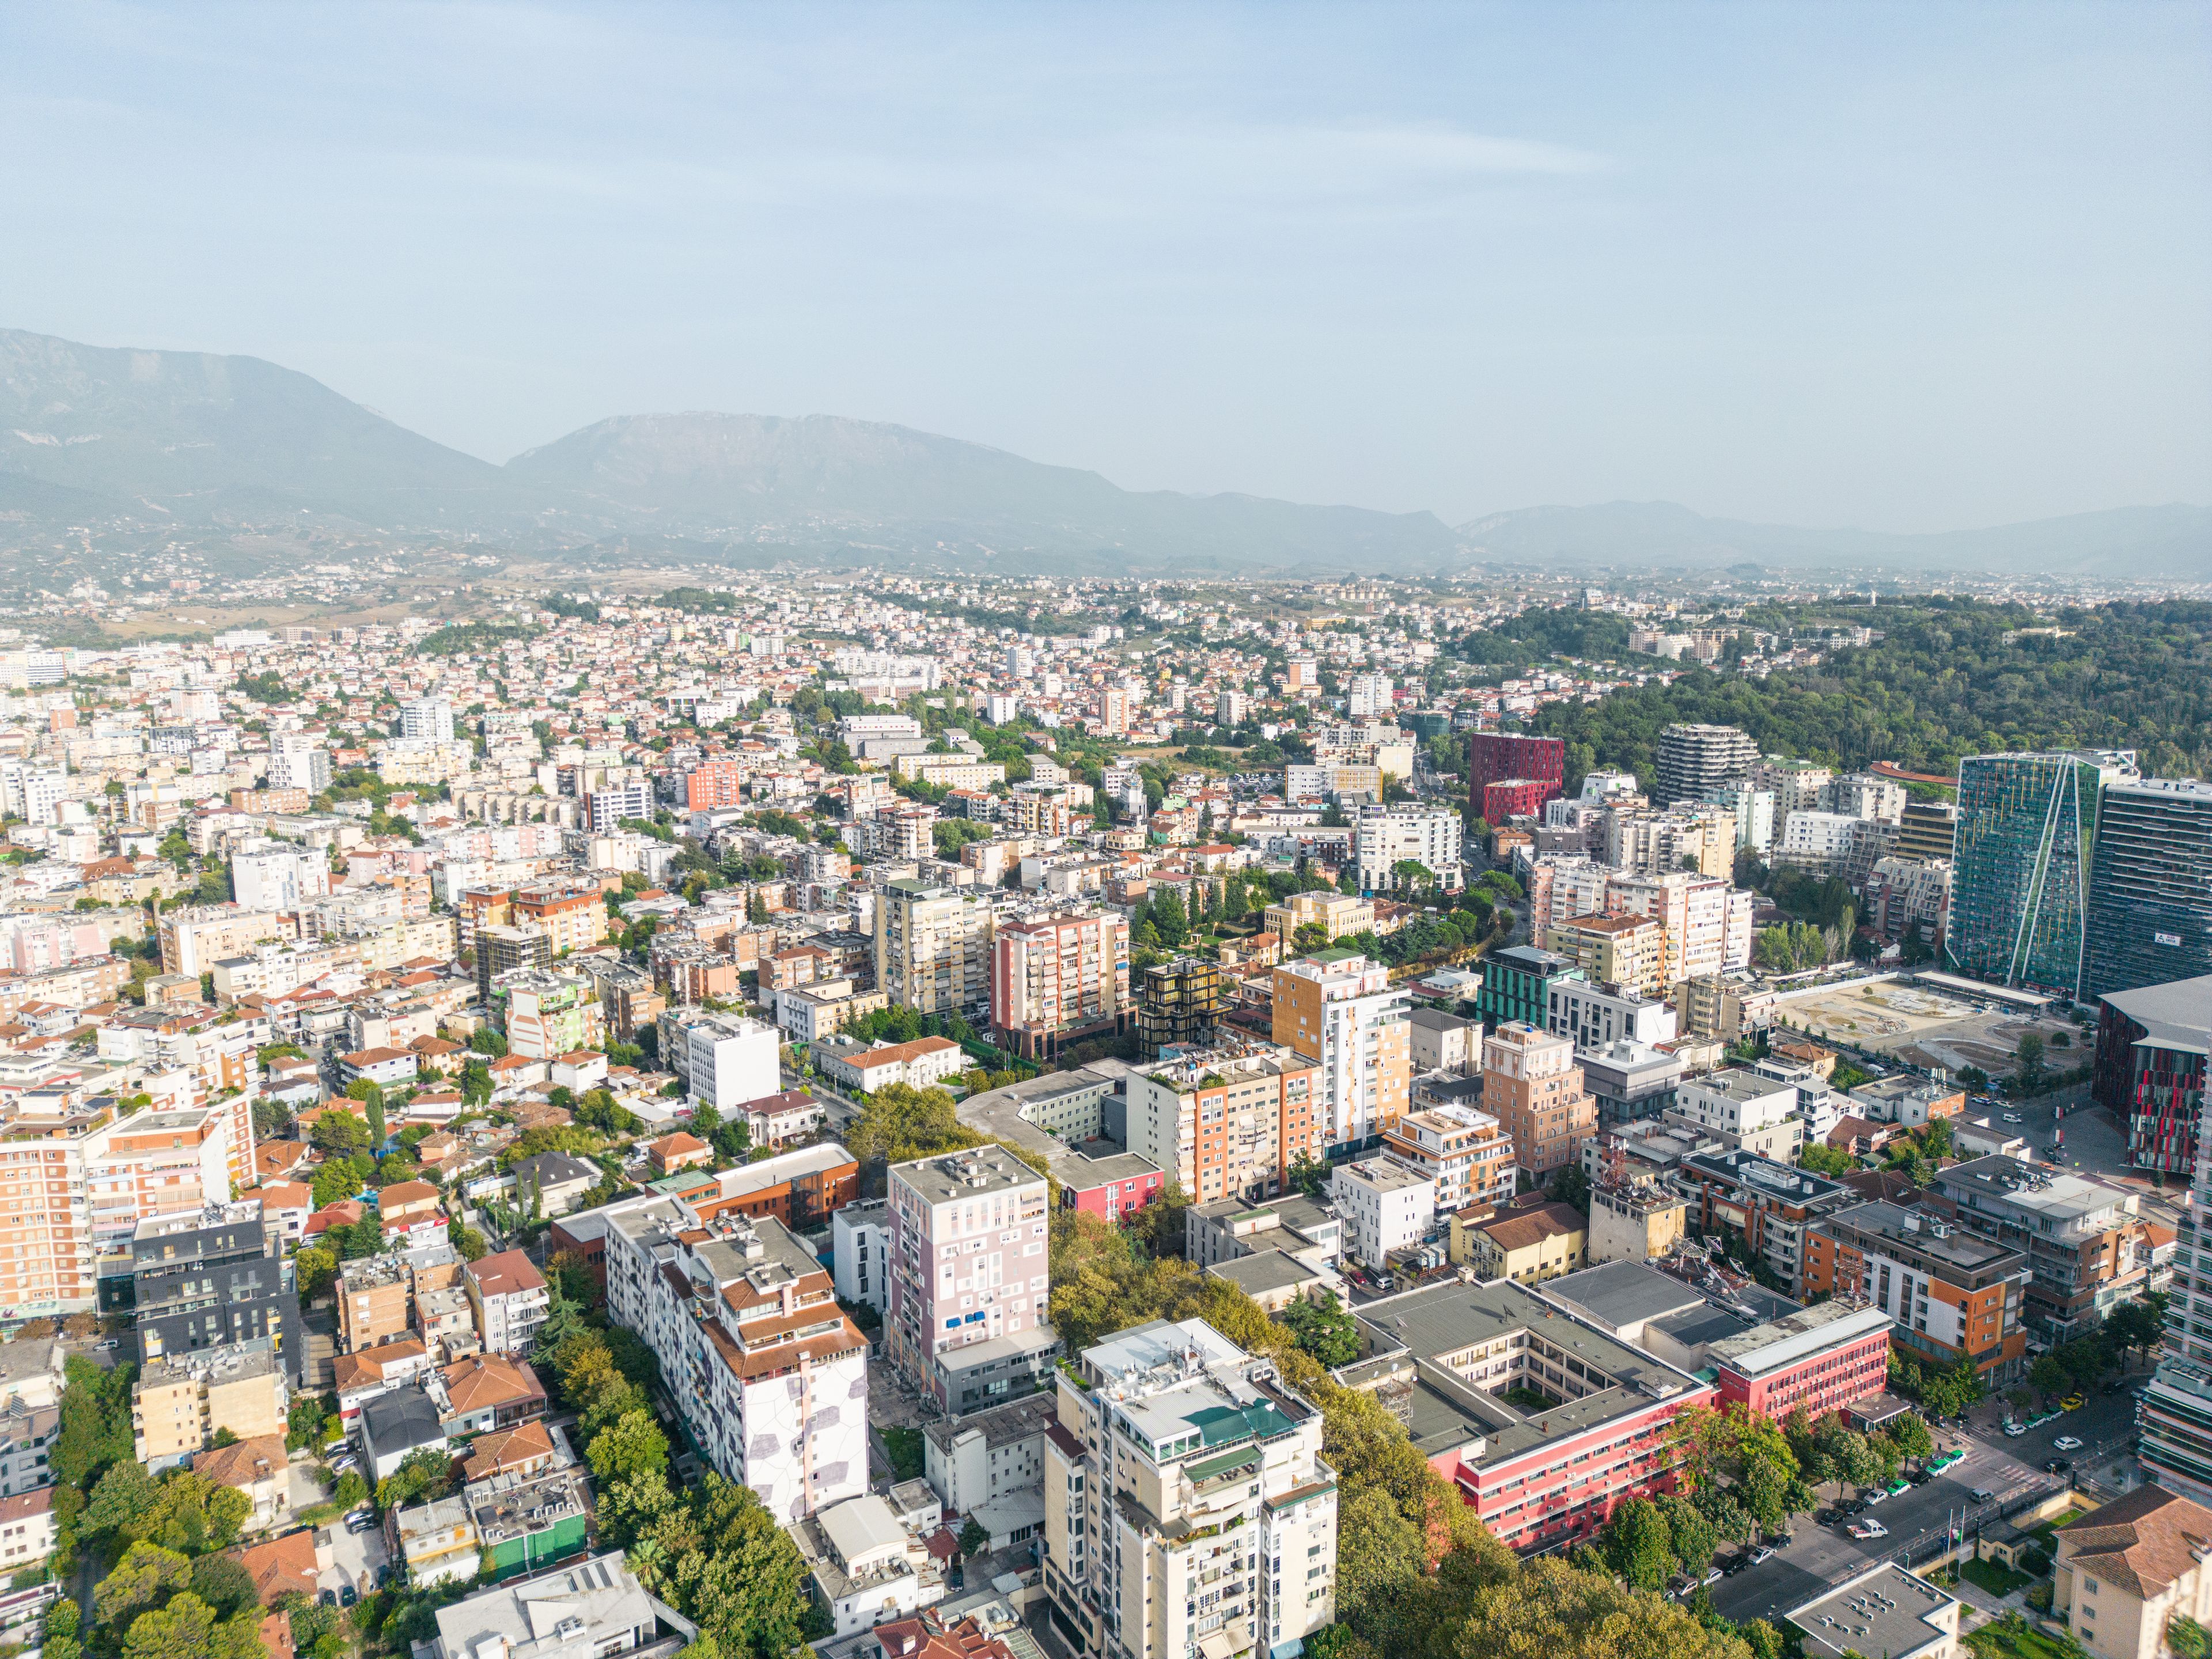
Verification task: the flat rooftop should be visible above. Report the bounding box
[889,1146,1045,1205]
[1339,1277,1705,1469]
[1536,1260,1703,1333]
[1707,1301,1895,1380]
[1789,1563,1959,1659]
[1935,1156,2136,1226]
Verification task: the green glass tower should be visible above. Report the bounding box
[1946,749,2137,1000]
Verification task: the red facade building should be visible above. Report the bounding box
[1482,777,1559,824]
[1058,1151,1167,1225]
[1468,733,1566,819]
[1707,1301,1896,1417]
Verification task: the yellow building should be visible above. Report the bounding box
[2056,1486,2212,1659]
[1544,911,1666,997]
[1263,890,1374,945]
[131,1344,287,1472]
[1455,1200,1588,1284]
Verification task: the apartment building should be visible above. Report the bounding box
[338,1253,415,1353]
[669,1010,779,1112]
[495,970,605,1062]
[1474,943,1584,1031]
[510,883,609,956]
[130,1202,301,1381]
[1340,1277,1713,1556]
[885,1149,1056,1414]
[1655,724,1758,808]
[988,910,1130,1061]
[1260,891,1372,946]
[1135,956,1223,1056]
[157,905,291,978]
[1546,978,1678,1052]
[876,880,994,1018]
[1605,872,1751,984]
[2053,1486,2212,1659]
[465,1250,551,1355]
[1381,1105,1516,1213]
[1544,913,1666,998]
[1041,1319,1337,1659]
[131,1340,287,1472]
[1673,1149,1857,1298]
[1459,1201,1588,1285]
[1332,1156,1435,1271]
[1927,1156,2150,1340]
[1353,801,1464,894]
[1270,950,1410,1154]
[1481,1022,1596,1179]
[1124,1044,1322,1207]
[1666,1069,1805,1162]
[636,1208,869,1522]
[1802,1200,2029,1385]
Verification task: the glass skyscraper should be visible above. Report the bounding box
[1946,749,2137,1001]
[2084,778,2212,1002]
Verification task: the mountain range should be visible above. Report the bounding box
[2,327,2203,577]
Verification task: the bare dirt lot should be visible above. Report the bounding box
[1781,980,2084,1077]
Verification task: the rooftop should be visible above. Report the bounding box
[891,1146,1047,1206]
[1536,1260,1708,1333]
[434,1551,676,1659]
[2102,975,2212,1055]
[1787,1563,1959,1659]
[1205,1248,1325,1297]
[1707,1300,1895,1380]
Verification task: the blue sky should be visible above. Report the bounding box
[3,2,2206,531]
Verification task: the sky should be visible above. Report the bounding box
[2,2,2208,533]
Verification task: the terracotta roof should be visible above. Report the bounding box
[192,1433,290,1489]
[1471,1199,1586,1253]
[333,1338,428,1391]
[232,1528,321,1604]
[377,1179,441,1211]
[440,1353,545,1414]
[2061,1484,2212,1599]
[259,1609,296,1659]
[242,1180,313,1210]
[650,1131,708,1156]
[0,1488,52,1522]
[460,1418,556,1483]
[466,1248,546,1297]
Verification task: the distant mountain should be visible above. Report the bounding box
[0,328,2202,577]
[0,328,524,525]
[1456,500,2212,577]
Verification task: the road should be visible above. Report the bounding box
[1705,1387,2142,1628]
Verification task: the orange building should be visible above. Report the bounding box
[1270,950,1411,1153]
[1480,1021,1596,1177]
[512,886,608,956]
[1802,1199,2031,1385]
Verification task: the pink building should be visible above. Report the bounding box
[885,1147,1058,1413]
[1058,1152,1165,1226]
[988,910,1130,1062]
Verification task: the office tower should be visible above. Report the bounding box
[1271,951,1410,1153]
[398,695,456,745]
[2084,779,2212,1001]
[130,1202,302,1382]
[2092,975,2212,1177]
[1946,750,2137,999]
[1468,732,1565,820]
[884,1149,1054,1412]
[1482,1022,1596,1177]
[989,910,1131,1061]
[2133,1092,2212,1499]
[1041,1319,1336,1659]
[1655,725,1758,808]
[874,880,993,1018]
[672,1011,780,1111]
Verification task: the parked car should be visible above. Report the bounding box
[1907,1468,1934,1486]
[339,1586,357,1608]
[2061,1395,2086,1411]
[1750,1546,1776,1565]
[1971,1488,1997,1504]
[2003,1112,2024,1124]
[2003,1421,2027,1437]
[1930,1448,1967,1472]
[2054,1435,2084,1452]
[1848,1521,1889,1541]
[1816,1508,1842,1525]
[1702,1566,1724,1586]
[2044,1457,2073,1474]
[1884,1478,1911,1497]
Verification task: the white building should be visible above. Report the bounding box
[231,839,332,912]
[832,1198,890,1316]
[1825,772,1908,824]
[1666,1069,1804,1160]
[1041,1319,1338,1659]
[1354,801,1464,894]
[1346,673,1393,720]
[1775,810,1863,872]
[800,1492,935,1638]
[1546,979,1679,1051]
[398,696,456,745]
[682,1013,781,1114]
[1331,1156,1435,1271]
[267,744,332,794]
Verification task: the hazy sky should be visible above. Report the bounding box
[4,2,2207,532]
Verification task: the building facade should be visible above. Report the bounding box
[884,1149,1055,1413]
[1270,951,1410,1156]
[1481,1022,1596,1178]
[2084,779,2212,1003]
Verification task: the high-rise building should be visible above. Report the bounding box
[2084,779,2212,1002]
[988,910,1130,1061]
[1124,1043,1322,1205]
[884,1148,1055,1414]
[475,924,551,1003]
[397,696,456,745]
[1468,732,1565,817]
[874,880,993,1019]
[1353,800,1463,894]
[1473,943,1582,1031]
[1270,950,1410,1153]
[129,1202,302,1381]
[1041,1319,1336,1659]
[1947,750,2137,999]
[1654,724,1758,808]
[2093,975,2212,1177]
[1346,672,1392,719]
[1543,912,1666,998]
[1896,799,1960,863]
[1481,1022,1596,1177]
[2140,1090,2212,1501]
[1135,956,1221,1057]
[671,1011,780,1112]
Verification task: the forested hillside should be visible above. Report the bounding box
[1522,599,2212,787]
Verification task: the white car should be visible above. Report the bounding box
[1848,1521,1889,1541]
[1862,1487,1888,1505]
[2004,1421,2028,1437]
[2003,1112,2024,1124]
[2054,1435,2084,1452]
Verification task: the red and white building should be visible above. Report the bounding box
[1341,1277,1715,1555]
[988,910,1129,1062]
[1056,1151,1165,1226]
[1707,1300,1896,1418]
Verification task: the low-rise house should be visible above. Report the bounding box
[1455,1199,1589,1283]
[232,1527,331,1605]
[396,1494,480,1590]
[334,1337,434,1422]
[359,1386,449,1480]
[434,1354,547,1437]
[796,1491,942,1639]
[192,1434,291,1532]
[2054,1484,2212,1659]
[0,1489,54,1572]
[428,1550,690,1659]
[466,1464,592,1582]
[508,1151,602,1219]
[460,1419,563,1484]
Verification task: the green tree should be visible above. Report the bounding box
[94,1540,192,1628]
[1656,1493,1719,1573]
[957,1517,991,1558]
[1332,1486,1428,1633]
[346,1078,387,1145]
[118,1591,263,1659]
[310,1111,369,1157]
[1281,1291,1361,1367]
[294,1246,339,1304]
[1153,889,1190,948]
[2169,1615,2210,1659]
[1886,1414,1934,1464]
[187,1553,259,1620]
[585,1407,670,1487]
[2030,1353,2069,1399]
[85,1460,161,1540]
[2014,1032,2047,1093]
[1601,1497,1677,1591]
